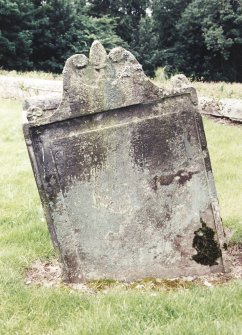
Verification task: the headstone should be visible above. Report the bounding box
[23,41,227,282]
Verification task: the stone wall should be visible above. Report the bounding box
[199,96,242,123]
[0,75,62,100]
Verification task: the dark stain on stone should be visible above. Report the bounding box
[63,251,83,283]
[159,174,175,186]
[44,174,58,201]
[195,114,208,151]
[174,234,189,257]
[130,117,180,172]
[151,175,159,191]
[150,169,199,190]
[156,219,165,229]
[178,170,200,186]
[192,219,222,266]
[203,153,212,172]
[52,132,107,186]
[163,204,172,222]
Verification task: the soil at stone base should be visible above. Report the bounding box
[25,244,242,293]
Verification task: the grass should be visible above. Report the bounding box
[193,82,242,100]
[204,118,242,243]
[0,98,242,334]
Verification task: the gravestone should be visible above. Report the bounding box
[23,41,227,282]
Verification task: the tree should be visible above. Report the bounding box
[31,0,78,72]
[88,0,150,44]
[151,0,192,70]
[89,0,155,74]
[175,0,242,81]
[31,0,125,73]
[1,0,241,81]
[0,0,34,71]
[152,0,192,48]
[130,16,159,76]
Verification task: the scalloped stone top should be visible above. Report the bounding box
[25,41,198,124]
[57,40,163,118]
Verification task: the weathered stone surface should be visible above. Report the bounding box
[199,96,242,122]
[171,74,191,88]
[23,41,227,282]
[23,94,62,122]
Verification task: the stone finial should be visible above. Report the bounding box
[89,40,107,69]
[171,74,198,105]
[72,54,89,69]
[109,47,138,64]
[171,74,191,89]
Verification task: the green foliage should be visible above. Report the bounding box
[89,0,150,43]
[89,0,154,75]
[174,0,242,81]
[0,0,241,80]
[31,0,125,73]
[78,15,127,57]
[0,0,34,71]
[130,16,159,76]
[31,0,78,72]
[0,0,125,73]
[151,0,192,74]
[152,0,192,49]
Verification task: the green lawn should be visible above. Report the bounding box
[1,99,242,335]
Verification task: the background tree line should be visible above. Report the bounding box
[0,0,241,81]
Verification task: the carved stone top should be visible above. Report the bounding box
[171,74,191,88]
[59,41,162,117]
[24,41,198,125]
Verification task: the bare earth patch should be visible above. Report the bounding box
[25,260,62,288]
[25,260,93,293]
[25,245,242,292]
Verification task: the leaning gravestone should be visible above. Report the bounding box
[23,41,227,282]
